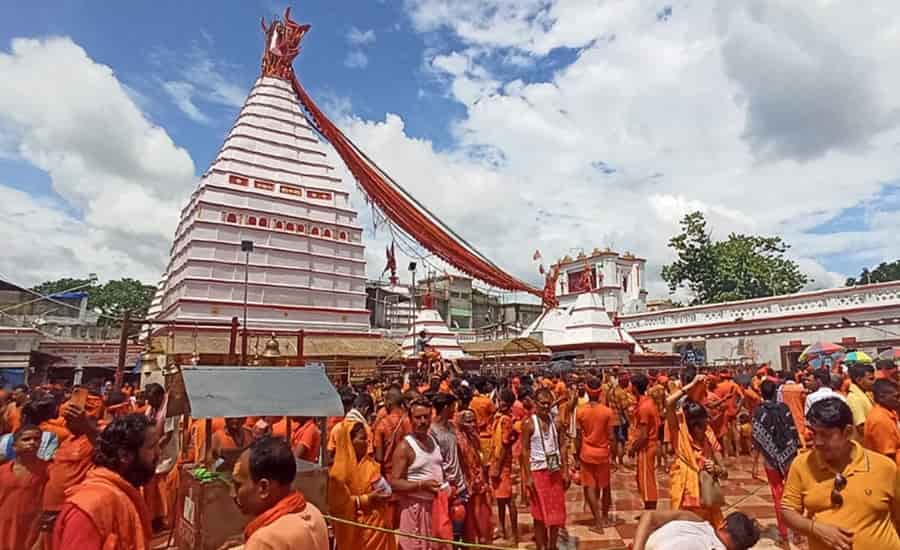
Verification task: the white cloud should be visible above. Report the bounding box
[162,81,209,124]
[0,37,195,286]
[344,51,369,69]
[368,0,900,298]
[347,27,377,46]
[151,37,247,124]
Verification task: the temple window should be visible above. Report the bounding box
[248,216,257,226]
[226,213,238,223]
[285,223,295,231]
[323,229,332,238]
[311,227,320,236]
[275,221,284,230]
[259,218,268,228]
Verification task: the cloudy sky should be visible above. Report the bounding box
[1,0,899,301]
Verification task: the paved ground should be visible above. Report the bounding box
[153,453,797,549]
[502,453,794,549]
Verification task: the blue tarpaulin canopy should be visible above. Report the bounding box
[171,366,343,419]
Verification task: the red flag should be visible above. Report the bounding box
[383,242,397,277]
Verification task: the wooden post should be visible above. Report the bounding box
[229,317,238,364]
[204,417,213,468]
[114,310,131,391]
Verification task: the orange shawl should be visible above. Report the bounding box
[0,460,47,550]
[43,435,94,511]
[327,420,396,550]
[65,467,151,550]
[669,415,722,525]
[244,491,307,541]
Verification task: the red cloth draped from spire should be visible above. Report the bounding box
[290,75,541,296]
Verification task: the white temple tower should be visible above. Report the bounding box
[401,309,464,359]
[153,74,369,333]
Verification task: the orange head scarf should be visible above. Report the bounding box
[327,420,385,549]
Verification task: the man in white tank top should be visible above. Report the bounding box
[521,387,569,550]
[391,397,445,550]
[632,510,760,550]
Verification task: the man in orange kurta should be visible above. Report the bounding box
[609,375,635,467]
[629,374,660,509]
[42,403,98,513]
[5,384,28,434]
[489,389,519,544]
[211,417,252,459]
[863,379,900,465]
[779,377,808,448]
[713,373,740,456]
[52,414,159,549]
[373,388,411,482]
[576,377,616,529]
[457,409,494,544]
[469,382,496,458]
[291,418,321,463]
[647,376,668,467]
[0,425,48,550]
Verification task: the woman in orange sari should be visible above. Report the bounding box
[328,420,396,550]
[665,372,727,526]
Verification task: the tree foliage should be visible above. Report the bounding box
[846,260,900,286]
[660,212,809,305]
[31,277,156,323]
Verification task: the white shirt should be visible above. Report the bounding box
[804,387,846,414]
[645,520,726,550]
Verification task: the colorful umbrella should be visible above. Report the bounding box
[798,341,845,362]
[843,350,873,364]
[878,348,900,361]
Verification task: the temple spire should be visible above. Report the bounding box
[260,7,310,80]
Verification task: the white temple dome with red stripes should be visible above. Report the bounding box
[152,75,369,333]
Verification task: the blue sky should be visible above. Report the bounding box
[1,1,899,298]
[0,1,460,164]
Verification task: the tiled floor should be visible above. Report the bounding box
[154,453,798,549]
[497,453,798,549]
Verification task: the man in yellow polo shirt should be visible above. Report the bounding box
[781,397,900,550]
[845,363,874,441]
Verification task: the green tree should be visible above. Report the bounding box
[31,277,155,323]
[91,278,156,319]
[846,260,900,286]
[661,212,809,305]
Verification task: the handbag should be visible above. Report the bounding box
[536,415,561,472]
[699,470,725,508]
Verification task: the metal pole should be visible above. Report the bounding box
[114,310,131,391]
[241,241,254,366]
[411,267,417,342]
[298,329,305,366]
[229,316,238,364]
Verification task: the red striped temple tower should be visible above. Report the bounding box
[149,12,372,366]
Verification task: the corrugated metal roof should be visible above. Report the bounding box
[304,337,400,358]
[461,337,550,356]
[179,366,343,418]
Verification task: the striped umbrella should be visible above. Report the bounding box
[879,347,900,361]
[843,350,873,364]
[798,341,845,362]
